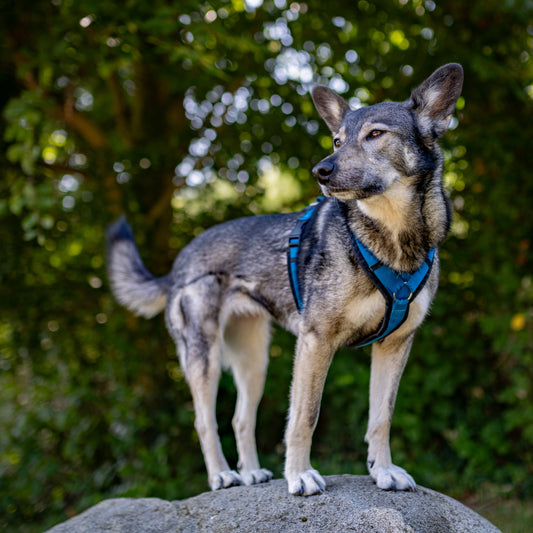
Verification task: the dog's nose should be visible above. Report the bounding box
[312,160,335,184]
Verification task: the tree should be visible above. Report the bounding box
[1,0,532,530]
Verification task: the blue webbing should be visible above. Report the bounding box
[287,199,435,347]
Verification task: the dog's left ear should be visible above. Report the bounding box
[407,63,464,138]
[311,86,350,133]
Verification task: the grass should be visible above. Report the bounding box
[463,496,533,533]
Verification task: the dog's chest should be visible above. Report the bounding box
[343,290,386,328]
[333,289,386,344]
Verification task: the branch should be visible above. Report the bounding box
[107,72,133,148]
[38,161,89,177]
[13,52,108,150]
[55,85,108,149]
[146,175,175,225]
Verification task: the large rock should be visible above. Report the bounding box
[45,475,500,533]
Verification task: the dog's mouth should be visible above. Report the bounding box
[321,183,385,201]
[323,188,358,200]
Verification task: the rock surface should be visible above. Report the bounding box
[45,474,501,533]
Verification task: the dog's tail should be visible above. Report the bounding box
[106,216,170,319]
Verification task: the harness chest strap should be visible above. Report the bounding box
[350,238,435,346]
[287,199,435,348]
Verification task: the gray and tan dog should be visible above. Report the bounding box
[107,64,463,496]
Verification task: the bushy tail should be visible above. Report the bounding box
[106,216,170,318]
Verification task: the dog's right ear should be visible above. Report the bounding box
[311,86,350,133]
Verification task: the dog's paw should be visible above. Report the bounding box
[286,468,326,496]
[210,470,243,490]
[240,468,274,486]
[370,464,416,491]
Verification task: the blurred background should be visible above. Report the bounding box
[1,0,532,531]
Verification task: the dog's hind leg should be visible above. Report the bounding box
[223,311,274,485]
[167,282,242,491]
[187,346,243,490]
[365,334,416,491]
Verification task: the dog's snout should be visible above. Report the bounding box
[312,160,335,184]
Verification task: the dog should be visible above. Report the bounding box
[106,63,463,496]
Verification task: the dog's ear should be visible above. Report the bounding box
[311,86,350,133]
[407,63,463,138]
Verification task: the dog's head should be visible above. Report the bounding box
[311,64,463,201]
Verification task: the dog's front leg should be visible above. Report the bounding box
[365,334,416,491]
[284,330,334,495]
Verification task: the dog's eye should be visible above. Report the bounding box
[367,130,385,139]
[333,138,342,148]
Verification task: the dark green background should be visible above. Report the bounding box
[1,0,532,530]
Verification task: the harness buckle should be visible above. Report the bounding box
[392,292,413,302]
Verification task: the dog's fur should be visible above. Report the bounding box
[107,64,463,495]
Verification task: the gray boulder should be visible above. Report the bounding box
[45,475,500,533]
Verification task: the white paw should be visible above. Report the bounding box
[210,470,243,490]
[240,468,274,486]
[370,464,416,491]
[286,468,326,496]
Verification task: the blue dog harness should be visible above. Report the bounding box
[287,199,323,312]
[287,199,435,347]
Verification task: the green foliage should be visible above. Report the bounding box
[1,0,532,530]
